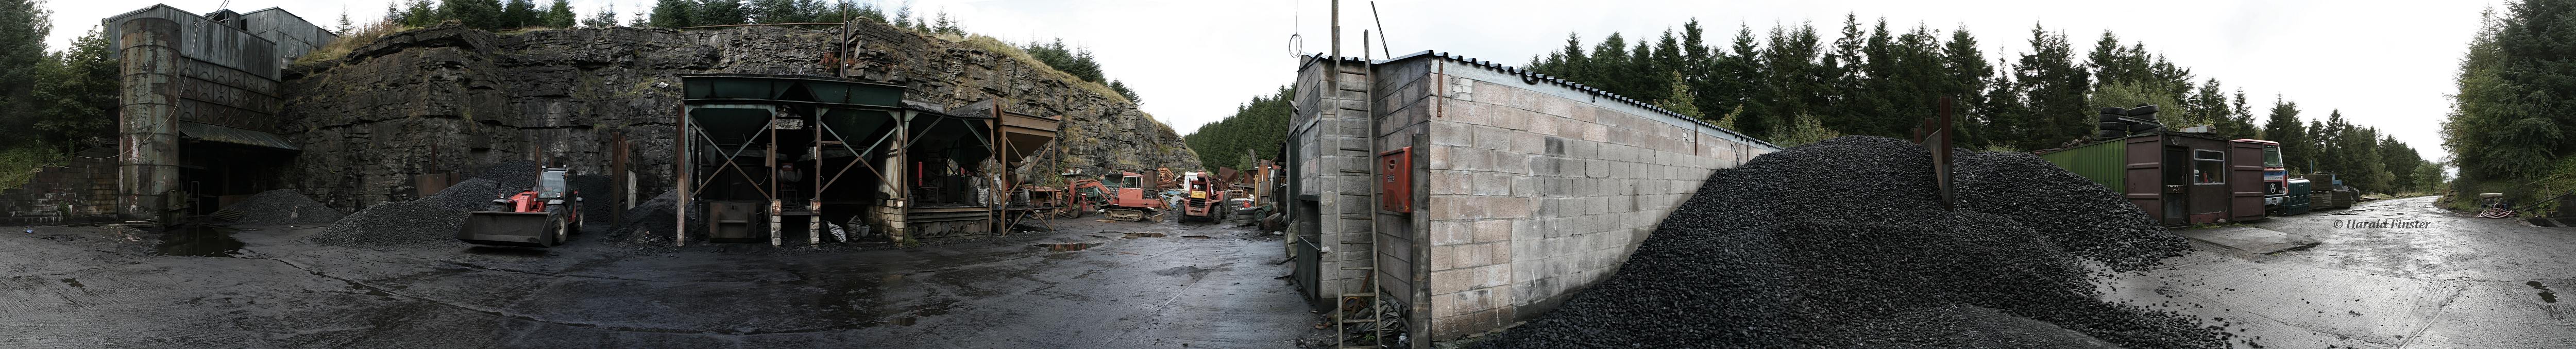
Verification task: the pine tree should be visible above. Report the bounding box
[893,0,912,27]
[2263,99,2308,173]
[338,8,354,33]
[1942,27,1991,148]
[630,3,651,26]
[386,1,406,26]
[0,0,50,146]
[650,0,695,28]
[440,0,504,28]
[584,1,620,27]
[501,0,536,28]
[401,0,440,27]
[1108,80,1140,104]
[2013,24,2089,151]
[933,8,958,34]
[748,0,798,24]
[694,0,744,26]
[542,0,575,28]
[1714,25,1766,136]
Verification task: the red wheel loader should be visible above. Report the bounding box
[459,167,584,247]
[1178,172,1232,223]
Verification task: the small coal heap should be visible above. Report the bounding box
[308,178,497,250]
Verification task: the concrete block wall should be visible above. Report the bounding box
[1292,56,1380,304]
[0,148,122,226]
[1405,56,1777,340]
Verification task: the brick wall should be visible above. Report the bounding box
[0,148,121,226]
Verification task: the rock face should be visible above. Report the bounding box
[277,21,1198,211]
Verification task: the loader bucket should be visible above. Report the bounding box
[459,211,560,247]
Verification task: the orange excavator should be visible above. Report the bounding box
[458,167,584,247]
[1065,171,1165,221]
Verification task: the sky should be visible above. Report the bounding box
[45,0,2497,162]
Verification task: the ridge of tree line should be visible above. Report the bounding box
[1188,13,2442,196]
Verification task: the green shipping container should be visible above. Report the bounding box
[2037,140,2128,191]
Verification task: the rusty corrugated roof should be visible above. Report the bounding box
[177,121,299,151]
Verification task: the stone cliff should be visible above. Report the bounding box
[277,20,1198,210]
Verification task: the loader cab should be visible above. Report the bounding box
[535,168,571,200]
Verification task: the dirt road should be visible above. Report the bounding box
[0,218,1312,348]
[2106,196,2576,348]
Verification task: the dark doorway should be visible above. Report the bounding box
[2163,147,2190,226]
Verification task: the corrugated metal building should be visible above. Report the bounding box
[104,5,336,221]
[2038,130,2267,226]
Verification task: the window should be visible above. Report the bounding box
[2194,149,2226,184]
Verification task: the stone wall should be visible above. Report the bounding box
[276,20,1197,212]
[0,148,120,226]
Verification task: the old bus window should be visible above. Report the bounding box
[2194,149,2226,184]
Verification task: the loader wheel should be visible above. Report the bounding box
[553,217,570,246]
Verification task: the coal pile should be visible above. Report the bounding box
[1469,136,2219,348]
[477,160,539,193]
[1953,151,2190,271]
[605,190,702,248]
[229,190,347,225]
[309,178,497,250]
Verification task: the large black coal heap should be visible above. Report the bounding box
[1470,136,2219,348]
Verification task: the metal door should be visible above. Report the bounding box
[1285,129,1324,309]
[2163,147,2189,226]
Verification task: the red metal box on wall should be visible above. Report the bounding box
[1380,147,1413,212]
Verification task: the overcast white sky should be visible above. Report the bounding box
[47,1,2495,161]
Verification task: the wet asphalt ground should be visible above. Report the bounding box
[0,217,1315,348]
[2106,195,2576,348]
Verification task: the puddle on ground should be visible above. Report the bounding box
[1035,243,1098,252]
[2532,281,2558,303]
[155,226,244,257]
[893,317,917,326]
[1122,232,1165,238]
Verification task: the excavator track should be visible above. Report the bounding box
[1105,208,1147,222]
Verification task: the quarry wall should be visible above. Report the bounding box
[277,20,1198,211]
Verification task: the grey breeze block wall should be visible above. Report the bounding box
[1291,56,1379,308]
[1344,53,1781,341]
[0,148,121,226]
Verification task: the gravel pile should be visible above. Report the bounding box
[229,190,346,225]
[309,178,497,249]
[1469,136,2219,348]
